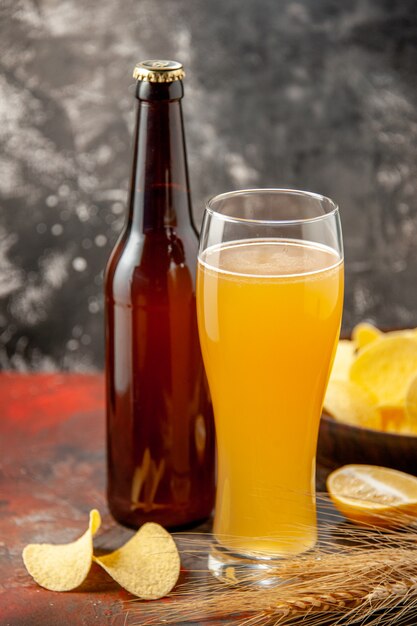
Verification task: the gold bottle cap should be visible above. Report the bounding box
[133,60,185,83]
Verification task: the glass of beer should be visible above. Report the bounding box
[197,189,344,582]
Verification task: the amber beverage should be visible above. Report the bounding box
[198,239,343,555]
[105,60,215,529]
[196,189,343,581]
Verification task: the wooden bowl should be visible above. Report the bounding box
[317,413,417,476]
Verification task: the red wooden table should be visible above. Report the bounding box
[0,373,221,626]
[2,374,415,626]
[6,373,336,626]
[0,374,129,625]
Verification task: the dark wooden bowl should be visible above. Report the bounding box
[317,413,417,476]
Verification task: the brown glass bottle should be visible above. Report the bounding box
[105,61,215,529]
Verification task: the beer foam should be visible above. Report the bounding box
[200,239,341,278]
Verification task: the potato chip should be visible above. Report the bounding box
[386,328,417,340]
[330,340,355,382]
[94,522,180,599]
[22,509,101,591]
[350,336,417,407]
[404,373,417,435]
[352,322,381,351]
[323,379,381,430]
[379,405,407,433]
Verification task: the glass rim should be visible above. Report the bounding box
[205,188,339,226]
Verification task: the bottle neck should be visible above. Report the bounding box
[128,84,195,234]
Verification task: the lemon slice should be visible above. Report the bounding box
[327,464,417,527]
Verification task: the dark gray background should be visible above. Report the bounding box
[1,0,416,370]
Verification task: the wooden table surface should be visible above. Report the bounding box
[2,373,415,626]
[0,372,340,626]
[1,373,225,626]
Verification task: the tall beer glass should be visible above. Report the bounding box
[197,189,344,581]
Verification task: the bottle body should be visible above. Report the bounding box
[105,67,215,529]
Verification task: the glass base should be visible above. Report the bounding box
[208,540,288,587]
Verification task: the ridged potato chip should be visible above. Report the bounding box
[352,322,381,351]
[330,340,355,381]
[350,336,417,407]
[324,379,381,430]
[94,522,180,599]
[22,509,101,591]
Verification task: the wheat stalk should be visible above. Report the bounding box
[128,495,417,626]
